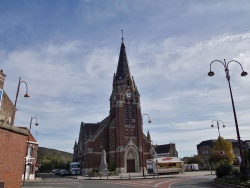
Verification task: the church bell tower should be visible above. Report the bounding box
[108,35,149,173]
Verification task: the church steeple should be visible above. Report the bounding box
[147,130,151,142]
[115,34,131,81]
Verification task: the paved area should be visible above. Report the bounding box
[66,170,215,180]
[25,171,239,188]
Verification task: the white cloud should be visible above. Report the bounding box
[1,1,250,158]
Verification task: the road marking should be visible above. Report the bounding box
[106,179,180,188]
[169,179,188,188]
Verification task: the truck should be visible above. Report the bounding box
[146,157,184,175]
[70,162,81,175]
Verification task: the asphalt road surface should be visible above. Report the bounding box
[22,171,217,188]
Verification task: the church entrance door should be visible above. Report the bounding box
[127,159,135,172]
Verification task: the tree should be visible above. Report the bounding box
[243,148,249,167]
[209,151,230,164]
[212,136,235,164]
[216,160,233,178]
[187,155,204,165]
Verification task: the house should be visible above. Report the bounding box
[0,69,38,188]
[197,139,250,165]
[152,143,178,158]
[19,127,39,180]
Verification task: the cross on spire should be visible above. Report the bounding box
[121,30,124,43]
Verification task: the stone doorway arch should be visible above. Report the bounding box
[125,148,139,172]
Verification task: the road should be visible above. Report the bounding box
[170,175,218,188]
[22,171,218,188]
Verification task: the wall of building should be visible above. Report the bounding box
[24,139,39,180]
[0,70,16,126]
[0,92,16,125]
[0,123,28,188]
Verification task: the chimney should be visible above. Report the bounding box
[0,70,6,89]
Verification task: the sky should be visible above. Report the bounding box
[1,0,250,158]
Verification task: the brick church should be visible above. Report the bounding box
[73,38,152,174]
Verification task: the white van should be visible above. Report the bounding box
[186,164,199,171]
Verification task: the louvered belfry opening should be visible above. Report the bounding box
[125,98,134,125]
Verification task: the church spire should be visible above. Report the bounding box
[121,30,124,43]
[116,31,131,81]
[74,140,78,148]
[147,130,151,142]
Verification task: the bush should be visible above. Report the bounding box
[88,170,99,177]
[216,160,233,178]
[109,162,116,172]
[232,168,241,177]
[240,171,249,181]
[231,167,249,181]
[109,171,117,176]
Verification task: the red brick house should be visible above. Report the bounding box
[0,69,38,188]
[73,39,152,174]
[0,123,28,188]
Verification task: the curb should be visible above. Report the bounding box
[212,180,245,188]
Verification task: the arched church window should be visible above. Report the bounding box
[127,151,134,158]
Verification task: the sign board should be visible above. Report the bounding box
[0,89,3,109]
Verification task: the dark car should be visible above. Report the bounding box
[55,169,61,175]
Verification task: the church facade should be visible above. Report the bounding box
[73,38,152,174]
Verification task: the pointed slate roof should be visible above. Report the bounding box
[154,144,171,154]
[74,140,78,149]
[80,122,101,139]
[147,130,151,141]
[116,41,131,81]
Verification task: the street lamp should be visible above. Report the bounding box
[13,77,30,125]
[142,114,151,177]
[143,114,152,123]
[23,117,39,186]
[211,119,225,156]
[14,77,30,107]
[208,59,247,173]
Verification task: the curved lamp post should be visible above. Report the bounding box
[208,59,247,173]
[13,77,30,125]
[23,117,39,186]
[14,77,30,107]
[142,114,151,177]
[143,114,152,124]
[211,119,225,156]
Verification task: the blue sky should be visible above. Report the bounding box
[1,0,250,158]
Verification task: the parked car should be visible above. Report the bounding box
[52,169,58,173]
[55,169,61,175]
[60,169,69,176]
